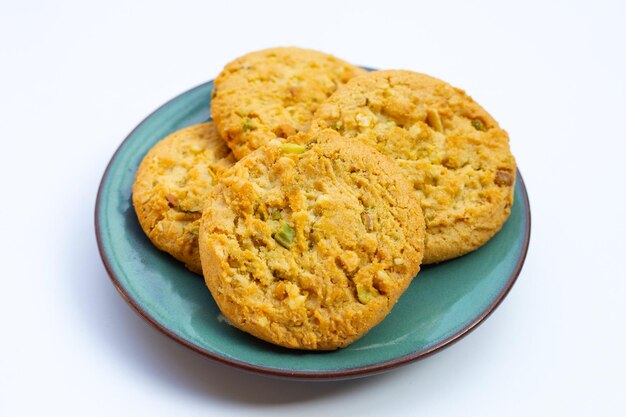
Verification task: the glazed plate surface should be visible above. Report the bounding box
[95,80,530,380]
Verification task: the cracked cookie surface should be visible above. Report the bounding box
[132,122,235,274]
[312,70,516,264]
[210,47,365,159]
[198,130,424,350]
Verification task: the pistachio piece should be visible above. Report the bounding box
[165,193,179,208]
[426,109,444,132]
[361,211,373,232]
[494,169,514,186]
[257,204,269,221]
[280,143,306,154]
[273,222,295,248]
[270,210,282,220]
[356,283,379,304]
[471,119,487,131]
[242,120,254,131]
[171,212,200,221]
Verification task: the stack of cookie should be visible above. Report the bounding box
[132,47,516,350]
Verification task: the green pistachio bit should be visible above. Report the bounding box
[270,210,282,220]
[426,109,443,132]
[361,211,373,232]
[273,222,295,248]
[242,121,254,131]
[257,204,269,221]
[281,143,306,154]
[356,283,376,304]
[189,228,199,236]
[471,119,486,131]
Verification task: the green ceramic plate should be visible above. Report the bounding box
[95,80,530,380]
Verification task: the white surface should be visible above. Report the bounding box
[1,1,625,415]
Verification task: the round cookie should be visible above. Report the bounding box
[312,70,516,264]
[210,47,366,159]
[132,122,235,274]
[198,130,425,350]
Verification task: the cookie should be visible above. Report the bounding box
[312,70,516,264]
[132,122,235,274]
[198,130,425,350]
[210,47,366,159]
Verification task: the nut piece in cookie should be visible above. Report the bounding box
[198,130,425,350]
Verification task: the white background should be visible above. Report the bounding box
[1,1,625,416]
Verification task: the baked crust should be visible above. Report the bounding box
[132,122,235,273]
[199,130,425,349]
[312,70,516,263]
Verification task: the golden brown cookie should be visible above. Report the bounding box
[312,70,516,264]
[132,122,235,274]
[210,47,365,159]
[198,130,425,350]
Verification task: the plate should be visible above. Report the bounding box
[95,80,531,380]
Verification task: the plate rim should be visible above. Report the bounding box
[95,80,531,381]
